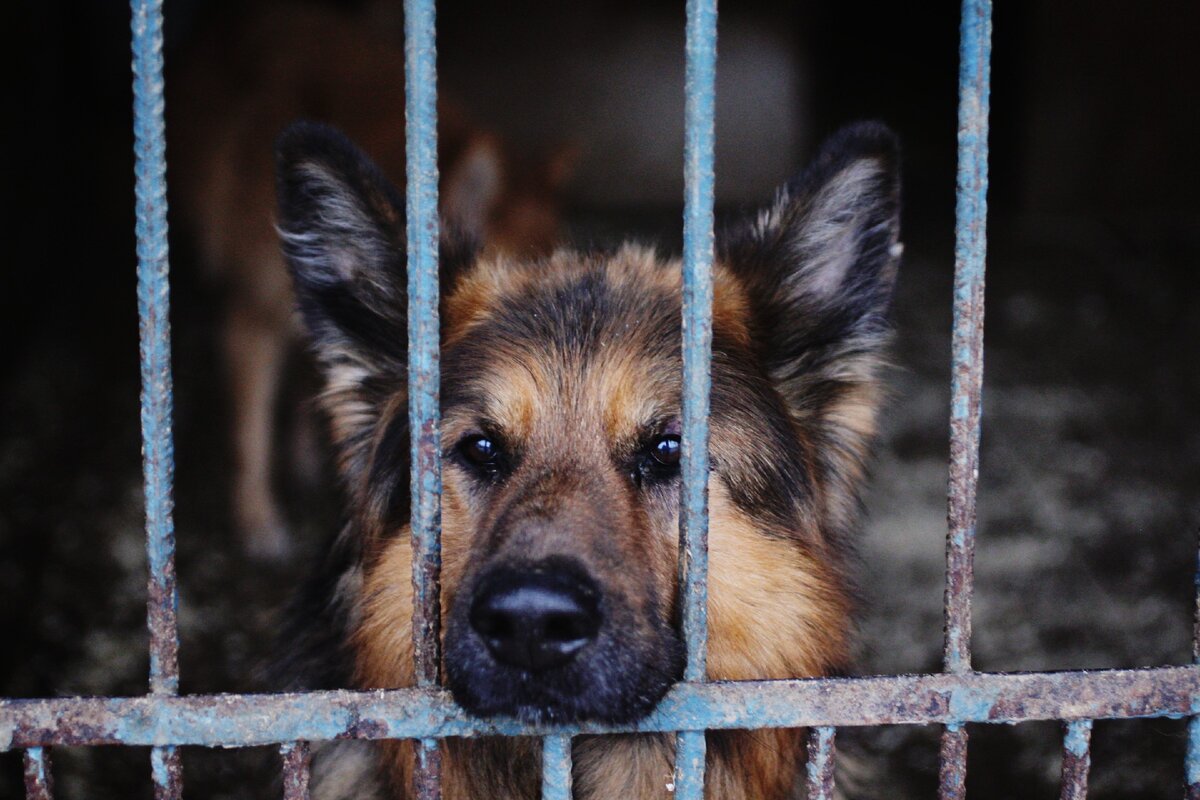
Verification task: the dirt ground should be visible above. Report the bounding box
[1,201,1198,798]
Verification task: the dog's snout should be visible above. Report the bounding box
[469,569,601,671]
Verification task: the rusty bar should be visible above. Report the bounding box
[1058,719,1092,800]
[1188,717,1200,800]
[150,745,182,800]
[939,726,968,799]
[132,0,183,795]
[412,739,442,800]
[674,0,716,794]
[804,727,836,800]
[1189,526,1200,800]
[940,0,992,795]
[23,748,53,800]
[281,741,312,800]
[404,0,441,694]
[3,667,1196,749]
[404,0,441,794]
[541,735,573,800]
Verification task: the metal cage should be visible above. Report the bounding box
[4,0,1199,798]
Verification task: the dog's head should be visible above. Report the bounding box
[276,121,900,724]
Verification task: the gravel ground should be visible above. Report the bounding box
[1,210,1197,798]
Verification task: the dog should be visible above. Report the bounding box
[273,119,901,799]
[170,3,571,559]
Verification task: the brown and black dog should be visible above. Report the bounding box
[273,119,901,799]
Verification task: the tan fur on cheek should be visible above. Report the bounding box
[706,481,851,681]
[354,484,477,690]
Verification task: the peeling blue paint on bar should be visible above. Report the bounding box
[673,730,706,800]
[675,0,716,795]
[281,741,312,800]
[940,0,991,797]
[23,747,53,800]
[150,745,181,800]
[944,0,991,678]
[132,0,183,796]
[541,735,572,800]
[1187,716,1200,799]
[679,0,716,686]
[804,727,836,800]
[1188,528,1200,799]
[1059,719,1092,800]
[404,0,443,698]
[405,0,441,793]
[4,667,1196,750]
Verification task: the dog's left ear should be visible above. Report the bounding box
[721,122,901,524]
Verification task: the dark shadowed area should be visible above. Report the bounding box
[3,0,1198,797]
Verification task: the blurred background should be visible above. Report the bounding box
[3,0,1199,797]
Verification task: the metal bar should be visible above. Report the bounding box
[674,0,717,795]
[673,730,706,800]
[132,0,182,795]
[404,0,442,694]
[150,746,182,800]
[23,748,53,800]
[404,0,441,795]
[4,667,1196,749]
[541,735,573,800]
[679,0,716,690]
[281,741,312,800]
[1188,526,1200,800]
[413,739,442,800]
[940,0,992,795]
[804,727,836,800]
[938,726,968,799]
[1059,719,1092,800]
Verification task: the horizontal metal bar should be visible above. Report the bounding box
[3,666,1195,750]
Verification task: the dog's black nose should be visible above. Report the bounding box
[469,569,601,671]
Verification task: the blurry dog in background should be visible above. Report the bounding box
[171,3,571,559]
[273,119,901,798]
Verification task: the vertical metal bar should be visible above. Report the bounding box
[1187,526,1200,800]
[674,0,716,796]
[1059,720,1092,800]
[23,748,54,800]
[281,742,312,800]
[938,726,969,799]
[405,0,442,796]
[541,735,573,800]
[939,0,991,796]
[805,727,836,800]
[150,746,182,800]
[132,0,183,796]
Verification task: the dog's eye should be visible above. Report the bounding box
[459,435,504,475]
[650,435,681,467]
[631,433,682,488]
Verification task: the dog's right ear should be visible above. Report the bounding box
[275,121,409,485]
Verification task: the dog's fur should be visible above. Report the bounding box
[171,3,570,559]
[274,120,901,799]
